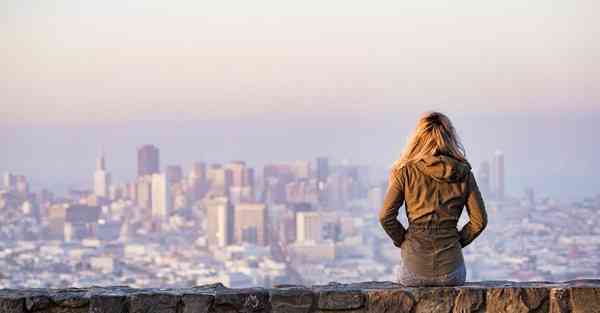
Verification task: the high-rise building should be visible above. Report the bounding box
[234,202,268,246]
[151,173,171,222]
[189,162,208,202]
[367,186,384,210]
[205,196,234,247]
[291,160,311,179]
[207,164,233,196]
[137,145,160,177]
[136,176,153,214]
[296,211,322,243]
[477,161,491,198]
[94,154,111,198]
[2,172,15,191]
[15,175,29,194]
[316,157,330,204]
[492,150,505,200]
[225,161,246,187]
[316,157,329,183]
[165,165,183,184]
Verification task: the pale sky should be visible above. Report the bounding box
[1,0,598,124]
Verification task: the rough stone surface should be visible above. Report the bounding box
[452,287,485,313]
[313,282,365,310]
[181,292,214,313]
[213,287,269,313]
[366,289,415,313]
[1,280,600,313]
[270,286,314,313]
[570,287,600,313]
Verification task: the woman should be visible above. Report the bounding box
[379,111,487,286]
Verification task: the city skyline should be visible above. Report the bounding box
[2,140,598,288]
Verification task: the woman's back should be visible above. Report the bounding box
[378,112,487,286]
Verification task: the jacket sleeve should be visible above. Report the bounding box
[459,171,488,247]
[378,167,407,247]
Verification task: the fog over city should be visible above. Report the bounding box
[1,0,599,289]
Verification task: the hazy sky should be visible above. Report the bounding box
[1,0,598,123]
[1,1,599,200]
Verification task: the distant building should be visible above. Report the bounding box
[151,173,171,223]
[2,172,16,191]
[296,211,322,243]
[207,164,233,196]
[93,154,111,198]
[291,160,311,179]
[137,145,160,177]
[316,157,329,183]
[225,161,246,187]
[477,161,491,198]
[15,175,29,194]
[206,196,234,247]
[165,165,183,184]
[368,186,384,210]
[47,204,102,242]
[136,176,153,215]
[492,150,505,200]
[188,162,208,202]
[234,202,268,246]
[316,157,330,204]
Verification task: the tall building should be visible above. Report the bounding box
[225,161,246,187]
[151,173,172,222]
[316,157,330,204]
[316,157,329,183]
[93,154,111,198]
[165,165,183,184]
[477,161,491,198]
[207,164,233,196]
[137,145,160,177]
[296,211,322,243]
[2,172,15,191]
[492,150,505,200]
[234,203,268,246]
[136,176,153,218]
[15,175,29,194]
[205,196,234,247]
[367,186,384,210]
[291,160,311,179]
[188,162,208,202]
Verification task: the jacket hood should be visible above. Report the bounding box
[415,154,471,183]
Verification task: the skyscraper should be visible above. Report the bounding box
[151,173,172,222]
[165,165,183,184]
[477,161,491,198]
[225,161,246,187]
[205,196,234,247]
[93,154,111,198]
[316,157,329,183]
[492,150,505,200]
[316,157,330,205]
[234,203,268,246]
[2,172,15,191]
[296,211,322,243]
[188,162,208,202]
[137,145,160,177]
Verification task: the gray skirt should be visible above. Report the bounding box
[397,261,466,287]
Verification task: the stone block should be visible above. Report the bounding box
[270,287,314,313]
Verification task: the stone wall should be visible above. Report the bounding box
[1,280,599,313]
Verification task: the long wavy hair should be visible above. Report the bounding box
[393,111,467,169]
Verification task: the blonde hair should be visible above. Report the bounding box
[393,111,466,169]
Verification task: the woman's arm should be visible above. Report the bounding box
[378,167,407,247]
[459,171,488,247]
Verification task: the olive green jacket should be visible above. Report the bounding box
[379,154,488,276]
